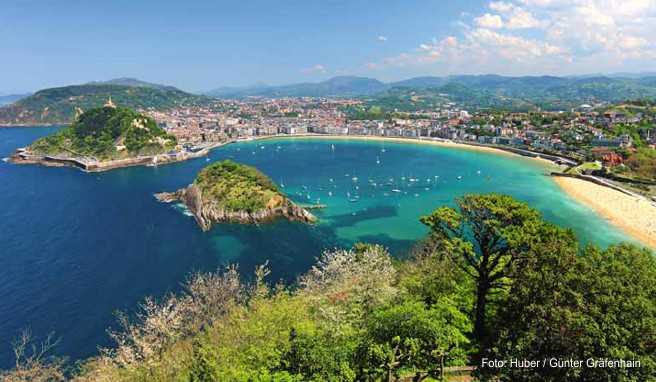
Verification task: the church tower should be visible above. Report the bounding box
[104,96,116,109]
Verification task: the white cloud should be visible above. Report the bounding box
[487,1,546,29]
[301,64,327,75]
[475,13,504,29]
[377,35,388,42]
[364,0,656,75]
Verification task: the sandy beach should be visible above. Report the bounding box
[554,176,656,249]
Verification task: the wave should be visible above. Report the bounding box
[173,203,194,217]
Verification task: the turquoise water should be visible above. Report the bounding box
[0,129,630,368]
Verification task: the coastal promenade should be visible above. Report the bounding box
[10,141,226,172]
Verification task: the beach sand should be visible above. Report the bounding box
[554,176,656,249]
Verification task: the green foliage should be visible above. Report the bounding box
[356,300,470,381]
[6,194,653,382]
[420,194,542,352]
[489,240,656,381]
[278,329,357,381]
[485,223,580,381]
[189,338,220,382]
[29,106,177,160]
[194,160,282,212]
[625,147,656,180]
[573,244,656,381]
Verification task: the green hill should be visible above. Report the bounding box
[156,160,316,230]
[194,160,282,213]
[28,106,177,160]
[0,83,211,125]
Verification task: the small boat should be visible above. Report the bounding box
[352,177,358,182]
[328,191,333,196]
[376,156,380,164]
[205,158,211,162]
[392,189,401,193]
[329,178,334,183]
[477,170,482,175]
[331,144,335,151]
[457,176,463,180]
[348,198,360,203]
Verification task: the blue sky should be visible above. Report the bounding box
[1,0,655,93]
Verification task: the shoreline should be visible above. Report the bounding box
[8,132,652,247]
[251,134,566,169]
[256,135,655,249]
[553,176,656,249]
[9,141,225,172]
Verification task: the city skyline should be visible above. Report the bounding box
[1,0,655,93]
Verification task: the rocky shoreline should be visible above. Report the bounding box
[155,183,316,231]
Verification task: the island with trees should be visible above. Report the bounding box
[155,160,317,230]
[10,101,216,171]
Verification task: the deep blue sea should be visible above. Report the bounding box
[0,127,631,368]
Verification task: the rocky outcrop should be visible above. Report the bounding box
[155,183,316,231]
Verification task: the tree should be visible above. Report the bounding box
[356,300,470,382]
[572,244,656,381]
[491,239,656,381]
[1,330,65,382]
[487,223,580,381]
[420,194,542,353]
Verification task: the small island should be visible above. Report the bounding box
[155,160,316,230]
[10,99,217,171]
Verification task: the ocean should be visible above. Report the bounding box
[0,128,630,368]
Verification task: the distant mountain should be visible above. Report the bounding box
[0,82,212,125]
[207,74,656,111]
[207,76,387,98]
[87,77,177,91]
[0,93,30,106]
